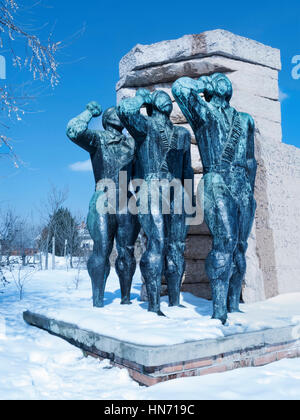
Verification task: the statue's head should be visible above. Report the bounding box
[151,90,173,116]
[210,73,233,103]
[102,107,123,131]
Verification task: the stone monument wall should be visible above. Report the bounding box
[116,30,300,303]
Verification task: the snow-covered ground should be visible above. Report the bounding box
[0,263,300,400]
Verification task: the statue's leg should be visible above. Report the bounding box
[87,207,117,308]
[228,197,257,313]
[165,213,187,307]
[115,213,140,305]
[204,173,238,324]
[139,212,166,316]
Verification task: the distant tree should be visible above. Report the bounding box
[0,207,19,264]
[37,185,68,269]
[0,207,38,262]
[0,206,39,296]
[8,261,38,300]
[72,247,89,290]
[44,207,81,267]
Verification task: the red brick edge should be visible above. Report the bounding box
[84,340,300,387]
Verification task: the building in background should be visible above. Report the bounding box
[77,222,93,252]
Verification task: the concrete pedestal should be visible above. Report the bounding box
[24,310,300,387]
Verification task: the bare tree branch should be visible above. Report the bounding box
[0,0,61,167]
[0,0,60,86]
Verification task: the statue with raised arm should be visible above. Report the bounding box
[117,89,194,316]
[66,102,140,308]
[172,73,257,324]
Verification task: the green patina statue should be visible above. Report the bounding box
[172,73,257,324]
[117,89,194,316]
[66,102,140,308]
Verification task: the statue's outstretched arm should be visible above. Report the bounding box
[172,77,211,131]
[246,115,257,192]
[117,89,150,143]
[66,101,102,153]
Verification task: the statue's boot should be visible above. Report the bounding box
[227,195,256,312]
[227,271,244,313]
[140,254,165,317]
[205,249,233,325]
[210,273,230,325]
[165,229,186,308]
[88,254,110,308]
[138,211,166,316]
[227,247,247,313]
[144,275,165,316]
[117,269,134,305]
[115,213,140,305]
[165,273,183,307]
[116,247,136,305]
[165,255,185,308]
[87,209,116,308]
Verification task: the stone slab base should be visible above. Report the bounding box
[23,311,300,387]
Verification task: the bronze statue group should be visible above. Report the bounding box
[67,73,257,325]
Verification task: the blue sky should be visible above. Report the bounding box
[0,0,300,219]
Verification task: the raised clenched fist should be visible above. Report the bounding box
[198,76,214,98]
[86,101,102,117]
[136,88,152,105]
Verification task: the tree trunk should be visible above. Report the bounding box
[45,233,50,270]
[52,236,55,270]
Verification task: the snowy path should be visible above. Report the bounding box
[0,266,300,400]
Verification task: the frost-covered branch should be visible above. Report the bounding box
[0,0,60,86]
[0,0,61,167]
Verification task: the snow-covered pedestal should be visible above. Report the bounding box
[23,286,300,387]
